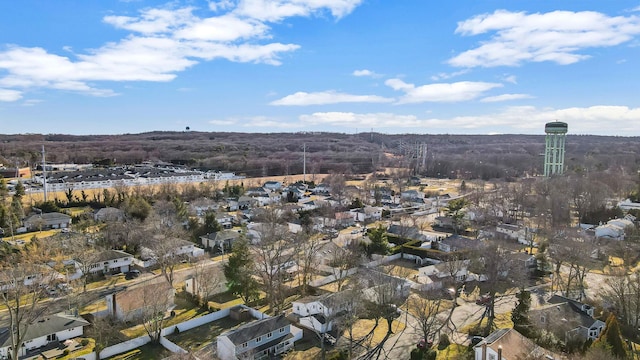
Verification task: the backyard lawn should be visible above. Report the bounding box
[105,343,171,360]
[167,316,249,352]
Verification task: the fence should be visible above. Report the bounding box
[161,307,232,336]
[159,337,187,354]
[99,335,151,359]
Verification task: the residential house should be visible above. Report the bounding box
[417,260,472,290]
[437,236,482,253]
[292,290,355,333]
[135,240,204,268]
[387,224,428,242]
[507,252,537,273]
[335,212,355,228]
[0,312,90,358]
[400,189,423,201]
[94,207,125,222]
[595,216,634,240]
[474,328,561,360]
[311,183,331,195]
[530,294,605,344]
[619,199,640,211]
[200,229,242,250]
[351,206,383,222]
[238,196,257,210]
[433,216,455,230]
[84,250,133,275]
[23,212,72,231]
[216,213,236,229]
[245,187,269,197]
[263,181,283,191]
[105,282,175,322]
[217,314,301,360]
[496,224,527,244]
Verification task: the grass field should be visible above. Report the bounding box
[105,342,171,360]
[167,316,249,352]
[344,318,406,348]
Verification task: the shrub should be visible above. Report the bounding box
[80,338,89,347]
[61,349,70,356]
[438,333,450,349]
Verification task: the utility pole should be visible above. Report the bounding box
[41,145,47,202]
[303,143,306,184]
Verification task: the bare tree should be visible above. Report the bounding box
[140,282,175,343]
[328,244,362,292]
[295,232,322,296]
[407,292,446,345]
[0,252,59,360]
[252,210,295,313]
[601,269,640,332]
[191,260,224,307]
[470,244,524,334]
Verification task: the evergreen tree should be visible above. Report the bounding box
[364,225,389,257]
[223,238,259,304]
[512,290,534,337]
[594,313,627,359]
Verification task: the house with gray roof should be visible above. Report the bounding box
[0,312,89,358]
[217,314,301,360]
[530,294,605,344]
[23,212,71,231]
[200,229,242,250]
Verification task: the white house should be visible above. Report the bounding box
[292,290,354,333]
[217,314,301,360]
[595,217,634,240]
[263,181,283,191]
[495,224,526,244]
[417,260,472,290]
[619,198,640,211]
[134,240,204,268]
[84,250,133,274]
[0,312,89,358]
[23,212,72,231]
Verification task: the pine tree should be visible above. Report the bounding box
[594,313,627,359]
[511,290,533,337]
[223,238,259,304]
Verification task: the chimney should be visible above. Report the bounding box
[482,343,487,360]
[498,345,502,360]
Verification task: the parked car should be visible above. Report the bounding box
[125,270,141,279]
[323,333,337,346]
[476,294,492,306]
[417,338,433,349]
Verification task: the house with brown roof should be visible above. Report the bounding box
[474,328,562,360]
[105,282,175,322]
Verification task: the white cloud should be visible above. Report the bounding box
[242,116,303,128]
[209,0,235,12]
[449,10,640,67]
[298,105,640,135]
[352,69,381,77]
[430,69,469,81]
[270,91,393,105]
[501,75,517,84]
[0,88,22,102]
[233,0,364,22]
[0,1,362,97]
[21,99,43,106]
[384,79,502,103]
[209,119,237,126]
[480,93,533,102]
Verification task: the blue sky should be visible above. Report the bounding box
[1,0,640,136]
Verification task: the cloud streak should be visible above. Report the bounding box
[270,90,393,105]
[385,79,502,103]
[449,10,640,67]
[299,105,640,135]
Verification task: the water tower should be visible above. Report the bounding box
[543,121,568,176]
